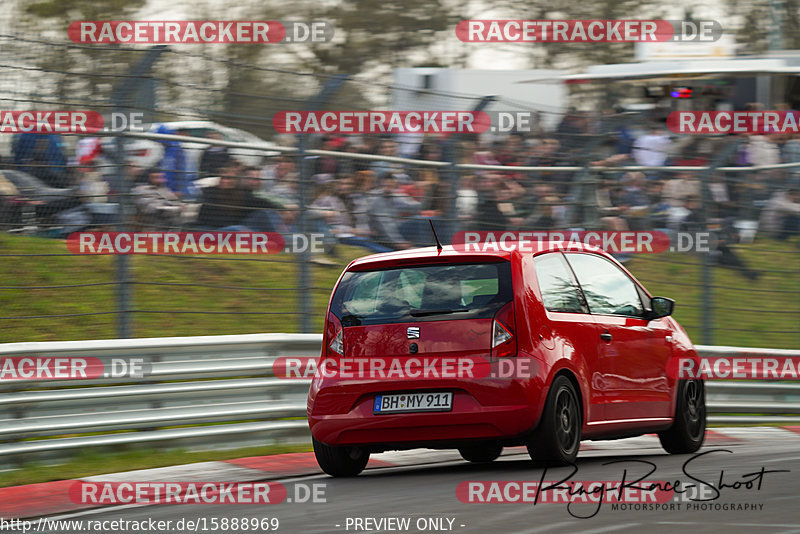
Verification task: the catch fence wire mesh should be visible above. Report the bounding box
[0,33,798,348]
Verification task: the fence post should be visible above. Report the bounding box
[111,139,132,339]
[442,95,494,240]
[111,45,167,339]
[296,74,349,333]
[696,137,742,346]
[566,119,615,228]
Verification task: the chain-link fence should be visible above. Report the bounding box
[1,33,799,348]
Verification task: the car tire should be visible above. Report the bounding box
[527,375,581,465]
[312,437,370,477]
[659,379,706,454]
[458,443,503,463]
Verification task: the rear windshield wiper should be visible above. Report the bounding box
[409,308,470,317]
[340,314,363,326]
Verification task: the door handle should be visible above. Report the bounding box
[600,331,613,342]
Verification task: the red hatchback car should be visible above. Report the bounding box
[307,242,705,476]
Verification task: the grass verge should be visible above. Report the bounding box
[0,443,312,488]
[1,234,798,347]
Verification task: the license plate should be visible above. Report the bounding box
[373,392,453,414]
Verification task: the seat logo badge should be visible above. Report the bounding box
[407,327,420,339]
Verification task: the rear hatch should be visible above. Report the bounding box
[328,261,514,363]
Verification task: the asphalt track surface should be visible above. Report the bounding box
[21,437,800,534]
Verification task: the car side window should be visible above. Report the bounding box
[533,253,585,313]
[564,253,645,317]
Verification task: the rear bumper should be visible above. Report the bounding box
[309,399,536,447]
[307,359,547,447]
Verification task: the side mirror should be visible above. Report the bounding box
[648,297,674,320]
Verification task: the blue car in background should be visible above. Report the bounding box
[11,133,71,188]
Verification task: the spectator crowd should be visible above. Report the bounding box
[2,108,799,255]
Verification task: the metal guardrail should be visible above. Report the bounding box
[0,334,316,468]
[0,335,798,468]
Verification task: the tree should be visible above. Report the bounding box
[302,0,453,75]
[475,0,667,69]
[727,0,800,53]
[17,0,149,109]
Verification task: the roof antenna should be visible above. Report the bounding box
[429,219,443,252]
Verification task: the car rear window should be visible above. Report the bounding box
[331,262,512,326]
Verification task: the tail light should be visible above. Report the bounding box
[491,302,517,359]
[325,313,344,359]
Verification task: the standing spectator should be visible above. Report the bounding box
[262,156,298,191]
[523,195,562,230]
[595,177,628,231]
[747,132,780,170]
[270,161,300,208]
[682,196,760,280]
[645,179,670,228]
[760,186,800,240]
[633,125,672,178]
[473,173,511,231]
[744,132,781,216]
[349,170,377,238]
[708,173,735,220]
[396,132,424,159]
[662,172,700,207]
[153,124,193,199]
[196,161,246,229]
[618,172,651,230]
[314,136,344,176]
[132,169,190,228]
[365,174,418,249]
[199,131,231,178]
[456,174,479,225]
[238,169,290,233]
[370,138,402,179]
[662,172,700,228]
[310,176,391,253]
[12,133,70,187]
